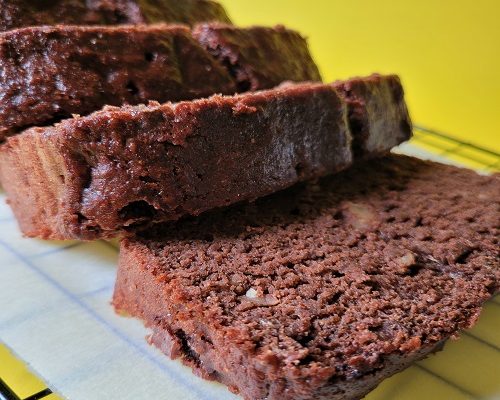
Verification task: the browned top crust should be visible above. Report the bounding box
[0,0,231,31]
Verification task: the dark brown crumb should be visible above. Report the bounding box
[114,155,499,400]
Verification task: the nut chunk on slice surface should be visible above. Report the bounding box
[114,155,499,400]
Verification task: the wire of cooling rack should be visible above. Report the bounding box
[410,125,500,172]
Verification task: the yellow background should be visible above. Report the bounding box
[219,0,500,152]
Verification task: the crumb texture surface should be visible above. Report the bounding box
[114,155,499,400]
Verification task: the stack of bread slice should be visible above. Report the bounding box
[0,1,497,399]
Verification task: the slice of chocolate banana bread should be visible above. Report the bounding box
[193,24,322,91]
[113,155,499,400]
[0,0,231,31]
[0,24,235,139]
[0,23,321,138]
[0,82,351,240]
[0,75,411,240]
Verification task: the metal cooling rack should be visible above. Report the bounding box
[0,126,499,400]
[405,125,500,173]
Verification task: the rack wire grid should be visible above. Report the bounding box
[0,125,499,400]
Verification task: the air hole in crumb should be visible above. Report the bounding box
[174,330,201,366]
[332,270,345,278]
[384,204,398,211]
[59,175,65,184]
[386,216,396,223]
[200,335,213,345]
[294,333,314,348]
[294,163,305,178]
[126,81,139,96]
[333,211,343,220]
[400,119,412,135]
[327,291,343,305]
[364,280,381,292]
[118,200,156,220]
[368,324,383,333]
[456,249,474,264]
[139,176,158,183]
[144,52,156,62]
[77,213,88,223]
[405,264,423,277]
[298,354,315,366]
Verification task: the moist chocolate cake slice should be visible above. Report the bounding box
[0,75,411,240]
[113,155,499,400]
[194,24,322,91]
[0,23,321,138]
[0,82,351,240]
[0,24,235,139]
[0,0,231,31]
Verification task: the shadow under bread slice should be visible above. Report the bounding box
[113,154,499,400]
[0,74,411,240]
[0,23,321,138]
[0,0,231,31]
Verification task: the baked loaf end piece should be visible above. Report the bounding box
[0,82,351,240]
[334,74,412,157]
[113,155,499,400]
[0,0,231,31]
[194,24,322,91]
[0,24,236,139]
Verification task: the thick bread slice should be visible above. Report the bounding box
[0,23,321,138]
[0,0,231,31]
[113,155,499,400]
[0,82,351,240]
[0,75,411,240]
